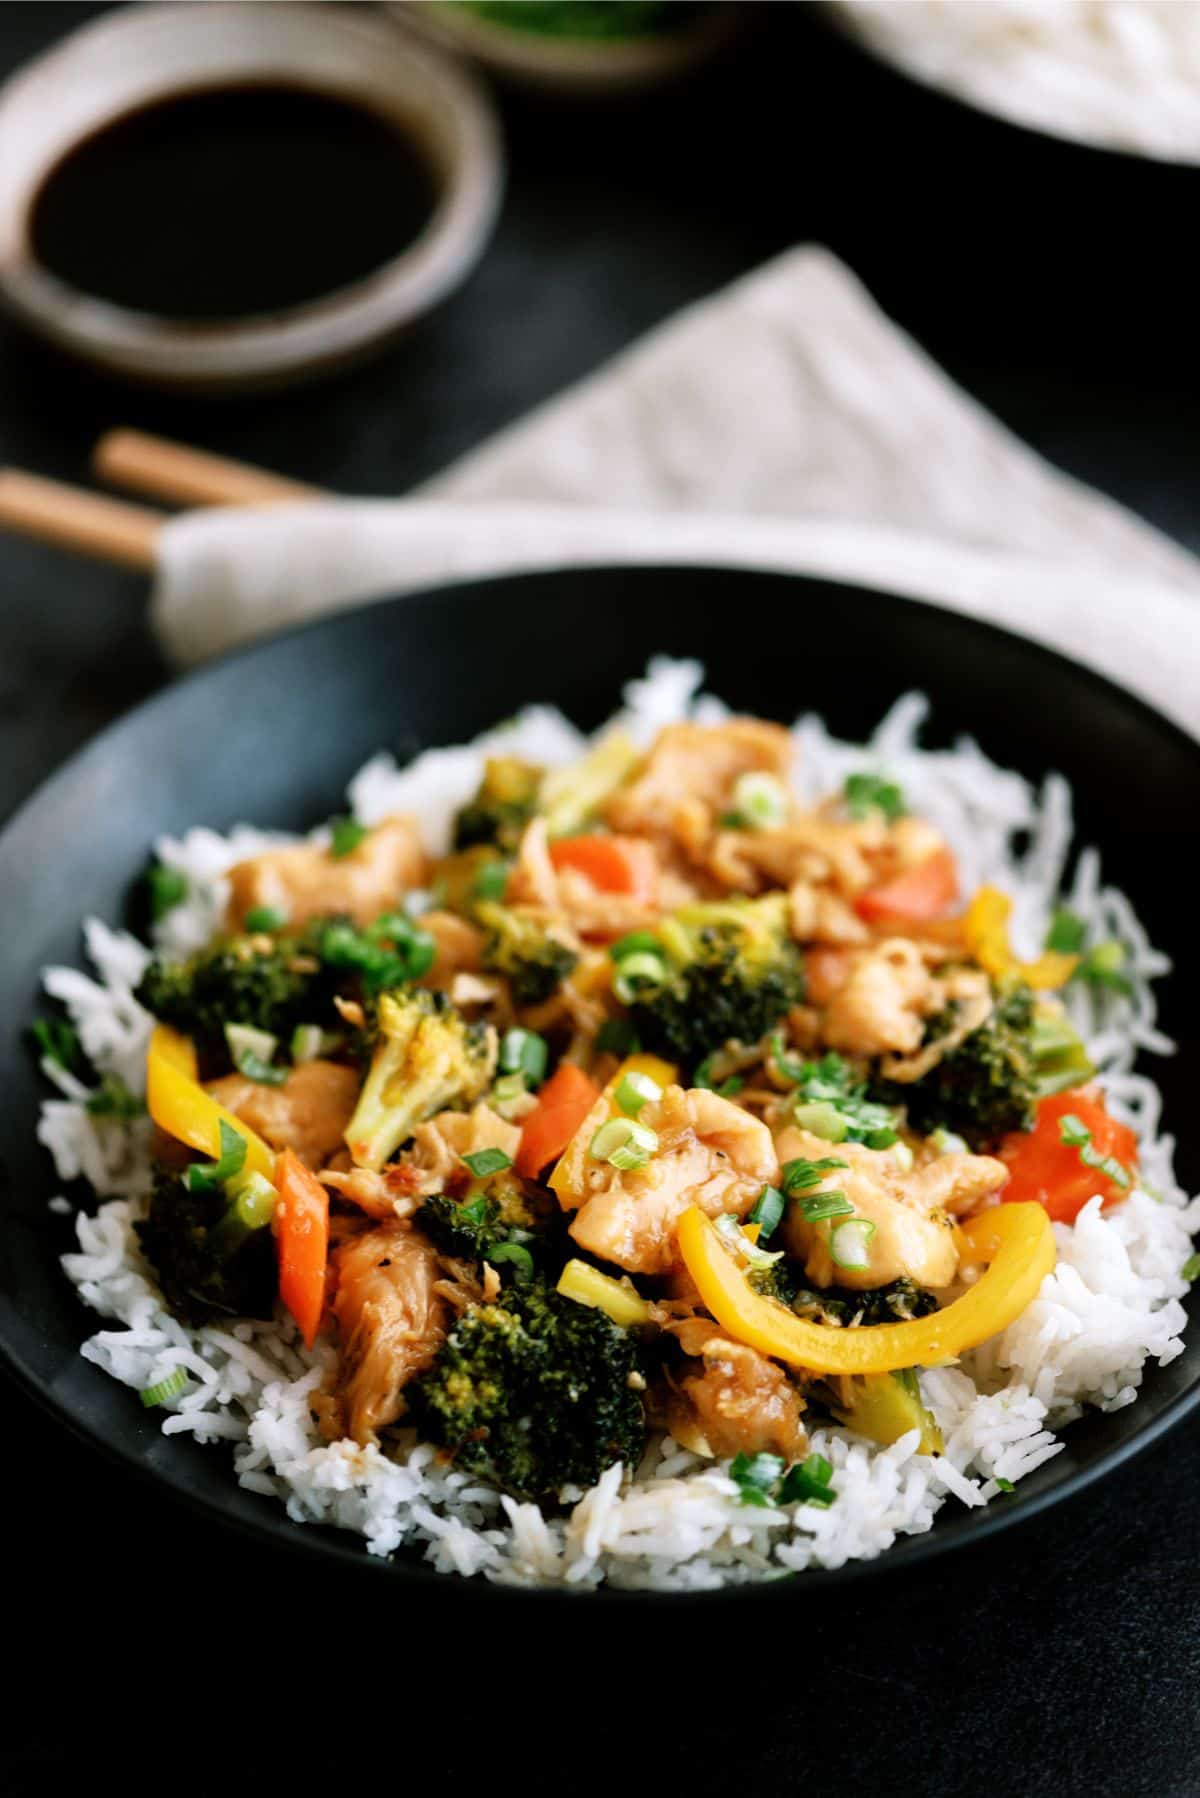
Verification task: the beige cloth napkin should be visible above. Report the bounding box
[153,247,1200,735]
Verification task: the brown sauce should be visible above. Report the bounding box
[29,83,439,321]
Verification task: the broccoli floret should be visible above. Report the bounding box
[880,983,1093,1151]
[453,757,543,855]
[408,1281,646,1499]
[622,895,803,1070]
[344,989,495,1171]
[136,932,328,1061]
[136,1167,276,1326]
[476,901,580,1006]
[790,1277,939,1328]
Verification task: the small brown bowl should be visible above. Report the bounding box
[0,2,504,393]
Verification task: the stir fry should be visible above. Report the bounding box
[126,715,1135,1503]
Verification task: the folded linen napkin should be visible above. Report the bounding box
[152,247,1200,734]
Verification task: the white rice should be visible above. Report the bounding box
[42,658,1199,1589]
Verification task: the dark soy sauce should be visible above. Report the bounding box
[30,84,439,320]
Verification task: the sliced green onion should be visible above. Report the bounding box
[225,1170,279,1229]
[609,930,663,962]
[1078,940,1132,995]
[139,1367,189,1408]
[589,1116,658,1171]
[244,905,288,933]
[488,1240,535,1280]
[612,951,669,1005]
[844,771,904,822]
[729,1450,785,1507]
[290,1023,325,1064]
[1044,907,1086,954]
[769,1031,808,1085]
[1182,1253,1200,1283]
[462,1147,514,1179]
[930,1126,969,1155]
[615,1070,661,1116]
[778,1452,837,1507]
[225,1022,285,1086]
[328,815,368,858]
[472,859,511,902]
[694,1055,744,1098]
[793,1098,849,1143]
[1059,1114,1131,1187]
[747,1184,785,1241]
[830,1218,876,1271]
[994,1476,1015,1494]
[781,1155,849,1196]
[796,1190,854,1224]
[147,863,188,921]
[1058,1113,1090,1148]
[731,772,788,831]
[715,1212,783,1270]
[490,1072,529,1117]
[185,1120,248,1192]
[499,1027,548,1086]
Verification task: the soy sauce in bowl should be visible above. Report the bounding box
[29,83,440,322]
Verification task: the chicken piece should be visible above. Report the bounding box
[207,1059,359,1171]
[225,814,426,931]
[709,812,886,896]
[661,1317,806,1462]
[401,1103,523,1197]
[505,818,665,942]
[320,1160,425,1221]
[332,1220,447,1444]
[880,968,992,1083]
[566,1085,778,1276]
[775,1124,1007,1290]
[821,938,936,1057]
[604,720,793,849]
[788,881,871,946]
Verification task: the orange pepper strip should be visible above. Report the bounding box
[676,1201,1056,1374]
[547,834,659,904]
[274,1149,330,1349]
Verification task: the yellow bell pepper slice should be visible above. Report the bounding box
[557,1258,651,1327]
[549,1052,678,1202]
[677,1201,1055,1374]
[965,886,1077,991]
[149,1022,199,1081]
[147,1040,275,1179]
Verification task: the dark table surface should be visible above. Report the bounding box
[2,6,1198,1794]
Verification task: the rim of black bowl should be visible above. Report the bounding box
[0,562,1196,1604]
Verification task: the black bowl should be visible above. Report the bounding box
[0,564,1196,1601]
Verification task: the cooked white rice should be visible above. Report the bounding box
[42,659,1199,1590]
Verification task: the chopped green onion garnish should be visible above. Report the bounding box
[460,1193,490,1227]
[793,1099,849,1143]
[769,1031,808,1085]
[328,816,368,858]
[225,1022,285,1086]
[844,771,904,822]
[139,1367,189,1408]
[589,1116,658,1171]
[491,1072,529,1116]
[610,930,663,962]
[85,1076,144,1119]
[694,1054,745,1098]
[471,859,511,902]
[462,1147,514,1178]
[244,905,288,933]
[186,1119,248,1192]
[729,1450,785,1507]
[612,951,669,1006]
[829,1217,876,1270]
[730,772,788,831]
[488,1240,535,1280]
[778,1453,837,1507]
[1045,907,1087,954]
[32,1016,80,1073]
[225,1169,278,1229]
[715,1213,783,1269]
[747,1184,785,1241]
[781,1155,849,1196]
[147,862,188,921]
[499,1027,548,1087]
[1183,1253,1200,1283]
[1078,940,1132,995]
[796,1190,854,1224]
[290,1023,325,1064]
[1059,1114,1090,1147]
[994,1476,1015,1494]
[1058,1114,1132,1188]
[615,1070,661,1116]
[930,1126,969,1155]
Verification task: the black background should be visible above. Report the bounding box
[1,6,1198,1794]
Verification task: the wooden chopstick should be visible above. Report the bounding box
[93,428,324,509]
[0,468,162,571]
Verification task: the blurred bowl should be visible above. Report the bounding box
[389,1,746,96]
[0,3,503,393]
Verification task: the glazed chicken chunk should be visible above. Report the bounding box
[207,1059,359,1171]
[225,813,426,931]
[662,1317,806,1463]
[332,1220,447,1444]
